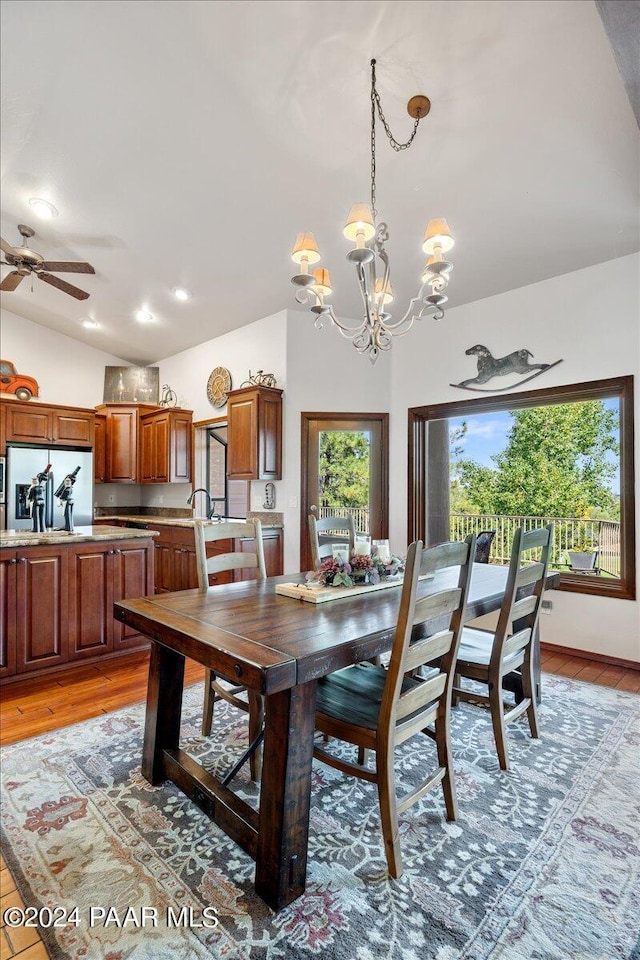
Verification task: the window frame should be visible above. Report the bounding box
[408,376,636,600]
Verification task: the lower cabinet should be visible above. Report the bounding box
[149,524,284,592]
[67,540,155,659]
[234,527,284,582]
[0,537,154,682]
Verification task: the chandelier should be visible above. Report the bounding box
[290,59,455,364]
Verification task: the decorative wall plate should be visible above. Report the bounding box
[207,367,232,407]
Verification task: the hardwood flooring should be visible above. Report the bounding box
[0,648,637,959]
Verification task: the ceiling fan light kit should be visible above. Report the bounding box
[0,223,95,299]
[290,59,455,364]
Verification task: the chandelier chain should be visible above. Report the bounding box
[370,58,421,221]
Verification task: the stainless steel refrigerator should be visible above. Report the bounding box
[5,444,93,530]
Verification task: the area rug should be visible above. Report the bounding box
[1,675,639,960]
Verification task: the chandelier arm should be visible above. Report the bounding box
[354,258,376,332]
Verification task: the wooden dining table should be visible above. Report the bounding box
[114,563,558,912]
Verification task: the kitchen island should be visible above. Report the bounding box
[0,526,156,682]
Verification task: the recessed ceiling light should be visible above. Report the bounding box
[172,286,192,301]
[28,198,58,219]
[81,318,100,329]
[135,309,154,323]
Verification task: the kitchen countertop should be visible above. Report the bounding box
[96,512,284,528]
[0,526,160,549]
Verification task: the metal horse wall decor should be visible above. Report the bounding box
[451,345,562,392]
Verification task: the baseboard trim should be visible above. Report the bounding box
[541,641,640,672]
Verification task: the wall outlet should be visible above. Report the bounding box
[158,495,164,505]
[541,600,553,615]
[289,496,298,509]
[108,494,115,504]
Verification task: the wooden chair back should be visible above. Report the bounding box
[308,512,356,568]
[381,535,476,746]
[194,519,266,589]
[491,523,554,671]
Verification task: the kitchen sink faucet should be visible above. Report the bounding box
[186,489,224,521]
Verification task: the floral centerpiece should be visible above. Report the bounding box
[307,550,405,588]
[372,552,404,580]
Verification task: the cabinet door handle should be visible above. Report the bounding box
[17,557,27,563]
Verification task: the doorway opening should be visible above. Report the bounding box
[300,413,389,571]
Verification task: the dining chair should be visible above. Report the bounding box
[453,523,554,771]
[474,529,496,564]
[308,511,356,569]
[194,518,266,780]
[313,534,476,879]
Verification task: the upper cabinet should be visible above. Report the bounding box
[95,403,192,484]
[94,414,107,483]
[140,409,192,483]
[1,400,94,452]
[227,385,282,480]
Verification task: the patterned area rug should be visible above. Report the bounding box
[1,675,639,960]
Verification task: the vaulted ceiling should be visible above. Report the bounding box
[1,0,638,364]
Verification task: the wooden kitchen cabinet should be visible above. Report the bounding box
[0,535,155,682]
[1,400,94,451]
[147,522,283,592]
[234,527,284,581]
[96,404,152,483]
[96,404,192,484]
[15,545,69,674]
[67,539,154,658]
[148,524,232,592]
[94,414,107,483]
[140,409,192,483]
[227,386,282,480]
[0,552,18,678]
[67,542,113,659]
[111,540,155,648]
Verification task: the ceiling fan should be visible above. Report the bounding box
[0,223,95,300]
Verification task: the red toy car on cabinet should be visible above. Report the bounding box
[0,360,40,400]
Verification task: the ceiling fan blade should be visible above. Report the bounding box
[0,271,25,291]
[39,260,95,274]
[1,237,20,258]
[39,272,90,300]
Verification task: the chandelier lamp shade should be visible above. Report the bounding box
[290,59,455,364]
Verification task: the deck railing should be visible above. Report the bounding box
[450,514,621,578]
[316,506,621,578]
[318,504,370,535]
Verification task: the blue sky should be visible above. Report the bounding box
[449,398,620,491]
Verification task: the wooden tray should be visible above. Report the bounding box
[275,574,432,604]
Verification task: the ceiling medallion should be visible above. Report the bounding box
[207,366,232,407]
[290,59,455,364]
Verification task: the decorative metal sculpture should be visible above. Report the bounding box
[27,464,51,532]
[240,370,277,388]
[55,465,81,533]
[451,345,563,392]
[159,384,178,407]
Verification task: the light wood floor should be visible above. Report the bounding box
[0,648,638,960]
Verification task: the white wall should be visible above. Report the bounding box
[1,309,127,407]
[389,253,640,663]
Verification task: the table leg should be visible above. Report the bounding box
[255,680,317,911]
[142,641,185,785]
